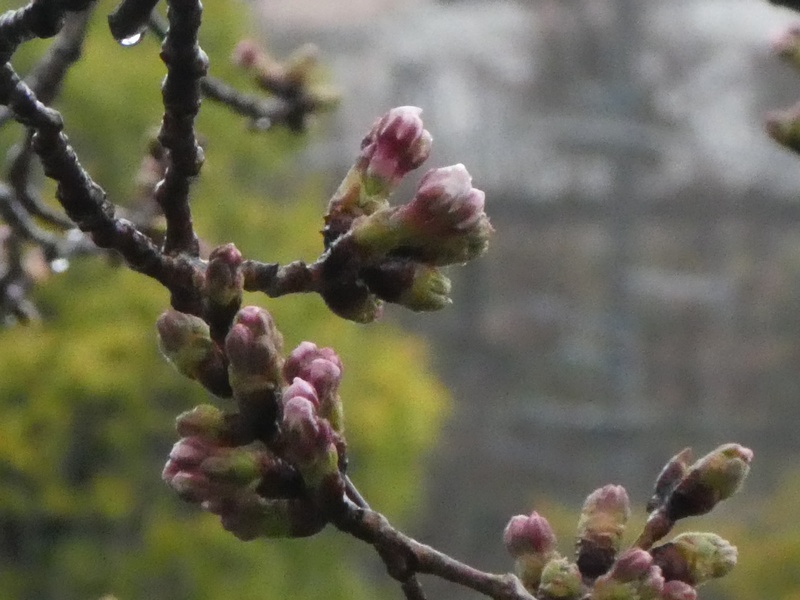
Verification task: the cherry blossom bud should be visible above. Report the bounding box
[231,39,261,68]
[205,243,244,309]
[651,533,737,586]
[576,485,631,579]
[284,342,343,381]
[283,377,320,407]
[283,343,344,431]
[608,549,654,583]
[538,557,583,600]
[352,164,493,266]
[225,306,284,394]
[360,106,432,192]
[156,310,230,397]
[664,444,752,521]
[661,580,697,600]
[324,106,431,244]
[504,511,558,558]
[647,448,693,513]
[282,396,339,489]
[362,260,452,312]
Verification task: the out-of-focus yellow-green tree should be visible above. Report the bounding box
[0,1,448,598]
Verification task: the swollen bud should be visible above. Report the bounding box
[663,444,752,521]
[538,557,583,600]
[651,533,737,586]
[176,404,228,441]
[205,243,244,309]
[661,580,697,600]
[281,396,340,489]
[156,310,230,397]
[283,342,344,432]
[772,25,800,70]
[352,164,493,266]
[362,260,452,312]
[324,106,432,244]
[576,485,631,579]
[504,511,559,591]
[225,306,284,394]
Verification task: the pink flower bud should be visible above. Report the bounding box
[283,376,320,406]
[503,511,557,558]
[205,243,244,307]
[608,549,654,583]
[225,306,284,394]
[283,342,343,384]
[360,106,432,190]
[281,397,340,488]
[661,580,697,600]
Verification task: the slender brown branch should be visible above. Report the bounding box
[155,0,205,256]
[333,500,537,600]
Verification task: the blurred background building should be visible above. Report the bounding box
[258,0,800,592]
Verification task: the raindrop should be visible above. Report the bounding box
[50,258,70,273]
[119,31,144,47]
[66,228,84,243]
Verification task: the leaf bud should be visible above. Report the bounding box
[362,260,452,312]
[156,310,230,397]
[651,533,737,586]
[664,444,752,521]
[175,404,228,441]
[539,557,583,600]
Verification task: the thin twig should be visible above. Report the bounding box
[333,499,537,600]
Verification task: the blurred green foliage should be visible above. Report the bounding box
[0,0,449,598]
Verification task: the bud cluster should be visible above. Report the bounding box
[157,285,348,539]
[319,106,493,322]
[502,444,751,600]
[230,39,339,131]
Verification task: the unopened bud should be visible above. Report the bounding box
[360,106,432,193]
[176,404,228,441]
[205,243,244,308]
[664,444,752,521]
[661,580,697,600]
[352,164,493,266]
[651,533,737,586]
[363,260,452,312]
[576,485,631,579]
[539,557,583,600]
[324,106,432,244]
[504,511,558,558]
[225,306,284,394]
[608,549,654,583]
[156,310,230,397]
[282,396,339,488]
